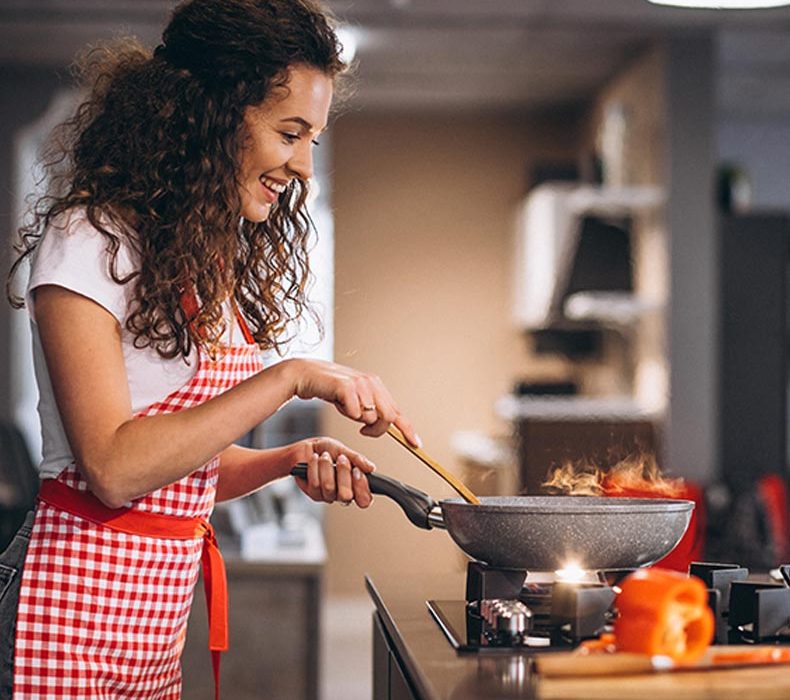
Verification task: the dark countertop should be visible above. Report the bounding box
[366,572,790,700]
[367,571,538,699]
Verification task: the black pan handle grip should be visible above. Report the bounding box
[290,464,436,530]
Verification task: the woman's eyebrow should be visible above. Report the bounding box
[280,116,325,134]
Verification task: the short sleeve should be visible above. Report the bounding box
[27,209,138,324]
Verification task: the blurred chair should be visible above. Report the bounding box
[0,422,39,552]
[757,473,790,564]
[705,475,787,570]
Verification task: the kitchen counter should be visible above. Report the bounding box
[367,572,790,700]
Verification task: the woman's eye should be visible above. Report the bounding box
[281,133,299,144]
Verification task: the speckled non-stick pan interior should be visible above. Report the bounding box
[440,496,694,571]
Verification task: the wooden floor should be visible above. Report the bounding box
[321,597,374,700]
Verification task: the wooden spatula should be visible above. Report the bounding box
[386,425,480,505]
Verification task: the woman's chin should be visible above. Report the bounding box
[241,201,273,223]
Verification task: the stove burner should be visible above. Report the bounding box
[429,562,617,652]
[477,599,533,645]
[431,560,790,653]
[729,580,790,642]
[428,600,556,652]
[689,561,790,643]
[549,581,615,642]
[689,562,749,643]
[465,561,526,601]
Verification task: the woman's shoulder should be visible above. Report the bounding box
[38,207,139,269]
[28,206,140,322]
[45,206,137,246]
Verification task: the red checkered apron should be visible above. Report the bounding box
[14,303,263,699]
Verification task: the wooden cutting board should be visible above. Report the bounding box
[536,646,790,700]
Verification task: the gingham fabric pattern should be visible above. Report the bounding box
[14,337,263,698]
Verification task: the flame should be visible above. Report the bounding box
[554,561,588,583]
[542,453,684,498]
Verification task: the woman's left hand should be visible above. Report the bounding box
[290,437,375,508]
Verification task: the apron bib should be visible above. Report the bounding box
[14,309,263,699]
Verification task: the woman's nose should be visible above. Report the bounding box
[287,144,314,181]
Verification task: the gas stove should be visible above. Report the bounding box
[427,561,790,653]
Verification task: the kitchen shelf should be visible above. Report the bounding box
[496,394,662,422]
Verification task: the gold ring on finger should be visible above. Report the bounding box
[362,404,377,412]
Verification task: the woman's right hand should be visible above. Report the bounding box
[279,358,421,448]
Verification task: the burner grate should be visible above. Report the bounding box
[431,560,790,653]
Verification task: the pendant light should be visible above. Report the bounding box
[647,0,790,7]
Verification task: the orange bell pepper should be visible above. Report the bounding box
[613,567,714,665]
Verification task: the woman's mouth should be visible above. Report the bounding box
[259,175,287,203]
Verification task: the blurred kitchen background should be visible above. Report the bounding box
[3,0,790,698]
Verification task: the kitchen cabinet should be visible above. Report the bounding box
[181,559,322,700]
[514,417,657,494]
[367,572,790,699]
[373,613,418,700]
[496,395,659,494]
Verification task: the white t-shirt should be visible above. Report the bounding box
[27,208,235,478]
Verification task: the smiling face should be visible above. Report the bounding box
[238,64,333,222]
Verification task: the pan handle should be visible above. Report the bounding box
[290,464,443,530]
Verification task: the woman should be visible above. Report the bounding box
[2,0,420,697]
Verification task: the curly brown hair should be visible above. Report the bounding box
[7,0,348,359]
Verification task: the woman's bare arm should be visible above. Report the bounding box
[34,285,416,508]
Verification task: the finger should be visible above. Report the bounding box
[358,397,379,425]
[318,451,337,503]
[393,414,422,448]
[357,393,398,437]
[367,380,396,419]
[307,451,321,493]
[354,374,391,425]
[357,392,397,437]
[294,470,323,502]
[338,446,376,474]
[366,378,422,448]
[352,466,373,508]
[350,450,376,474]
[335,453,354,503]
[360,417,390,439]
[309,436,377,475]
[334,384,363,421]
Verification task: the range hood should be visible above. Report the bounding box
[512,182,664,329]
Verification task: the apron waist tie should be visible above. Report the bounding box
[37,479,228,700]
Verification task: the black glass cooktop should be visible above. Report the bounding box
[427,600,576,654]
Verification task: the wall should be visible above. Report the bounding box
[323,110,582,595]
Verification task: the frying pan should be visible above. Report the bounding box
[290,465,694,571]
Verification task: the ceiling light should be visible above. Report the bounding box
[647,0,790,7]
